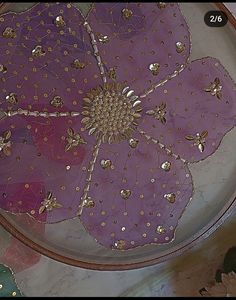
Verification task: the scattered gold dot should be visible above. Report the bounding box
[60,185,66,191]
[121,226,126,231]
[25,184,30,189]
[30,210,35,215]
[123,211,128,216]
[140,194,144,199]
[146,222,151,227]
[66,165,71,171]
[165,236,170,241]
[111,232,115,237]
[75,186,80,191]
[131,241,135,245]
[140,210,144,215]
[142,233,147,238]
[43,137,48,142]
[0,284,3,289]
[101,222,106,227]
[101,211,106,216]
[12,292,17,296]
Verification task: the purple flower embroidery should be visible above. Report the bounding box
[0,3,235,250]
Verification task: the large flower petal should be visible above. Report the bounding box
[0,2,102,112]
[139,57,236,163]
[80,133,193,250]
[87,3,190,94]
[0,116,95,223]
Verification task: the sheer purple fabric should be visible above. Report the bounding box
[0,3,235,250]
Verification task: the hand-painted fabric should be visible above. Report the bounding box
[0,3,235,250]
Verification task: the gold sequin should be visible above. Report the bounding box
[122,8,133,20]
[50,96,63,108]
[175,41,185,53]
[54,15,65,27]
[157,2,167,9]
[0,130,12,157]
[129,138,139,148]
[0,64,7,73]
[149,63,160,76]
[0,284,2,289]
[72,59,85,69]
[120,189,131,200]
[161,161,171,171]
[156,225,166,234]
[97,33,109,44]
[100,159,112,169]
[6,93,18,105]
[84,197,95,208]
[164,193,176,203]
[32,45,46,57]
[2,27,16,38]
[12,292,17,297]
[114,239,126,250]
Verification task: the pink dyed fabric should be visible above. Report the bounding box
[0,3,235,250]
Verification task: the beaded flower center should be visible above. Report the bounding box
[81,83,142,144]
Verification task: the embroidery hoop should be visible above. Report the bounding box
[0,2,235,270]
